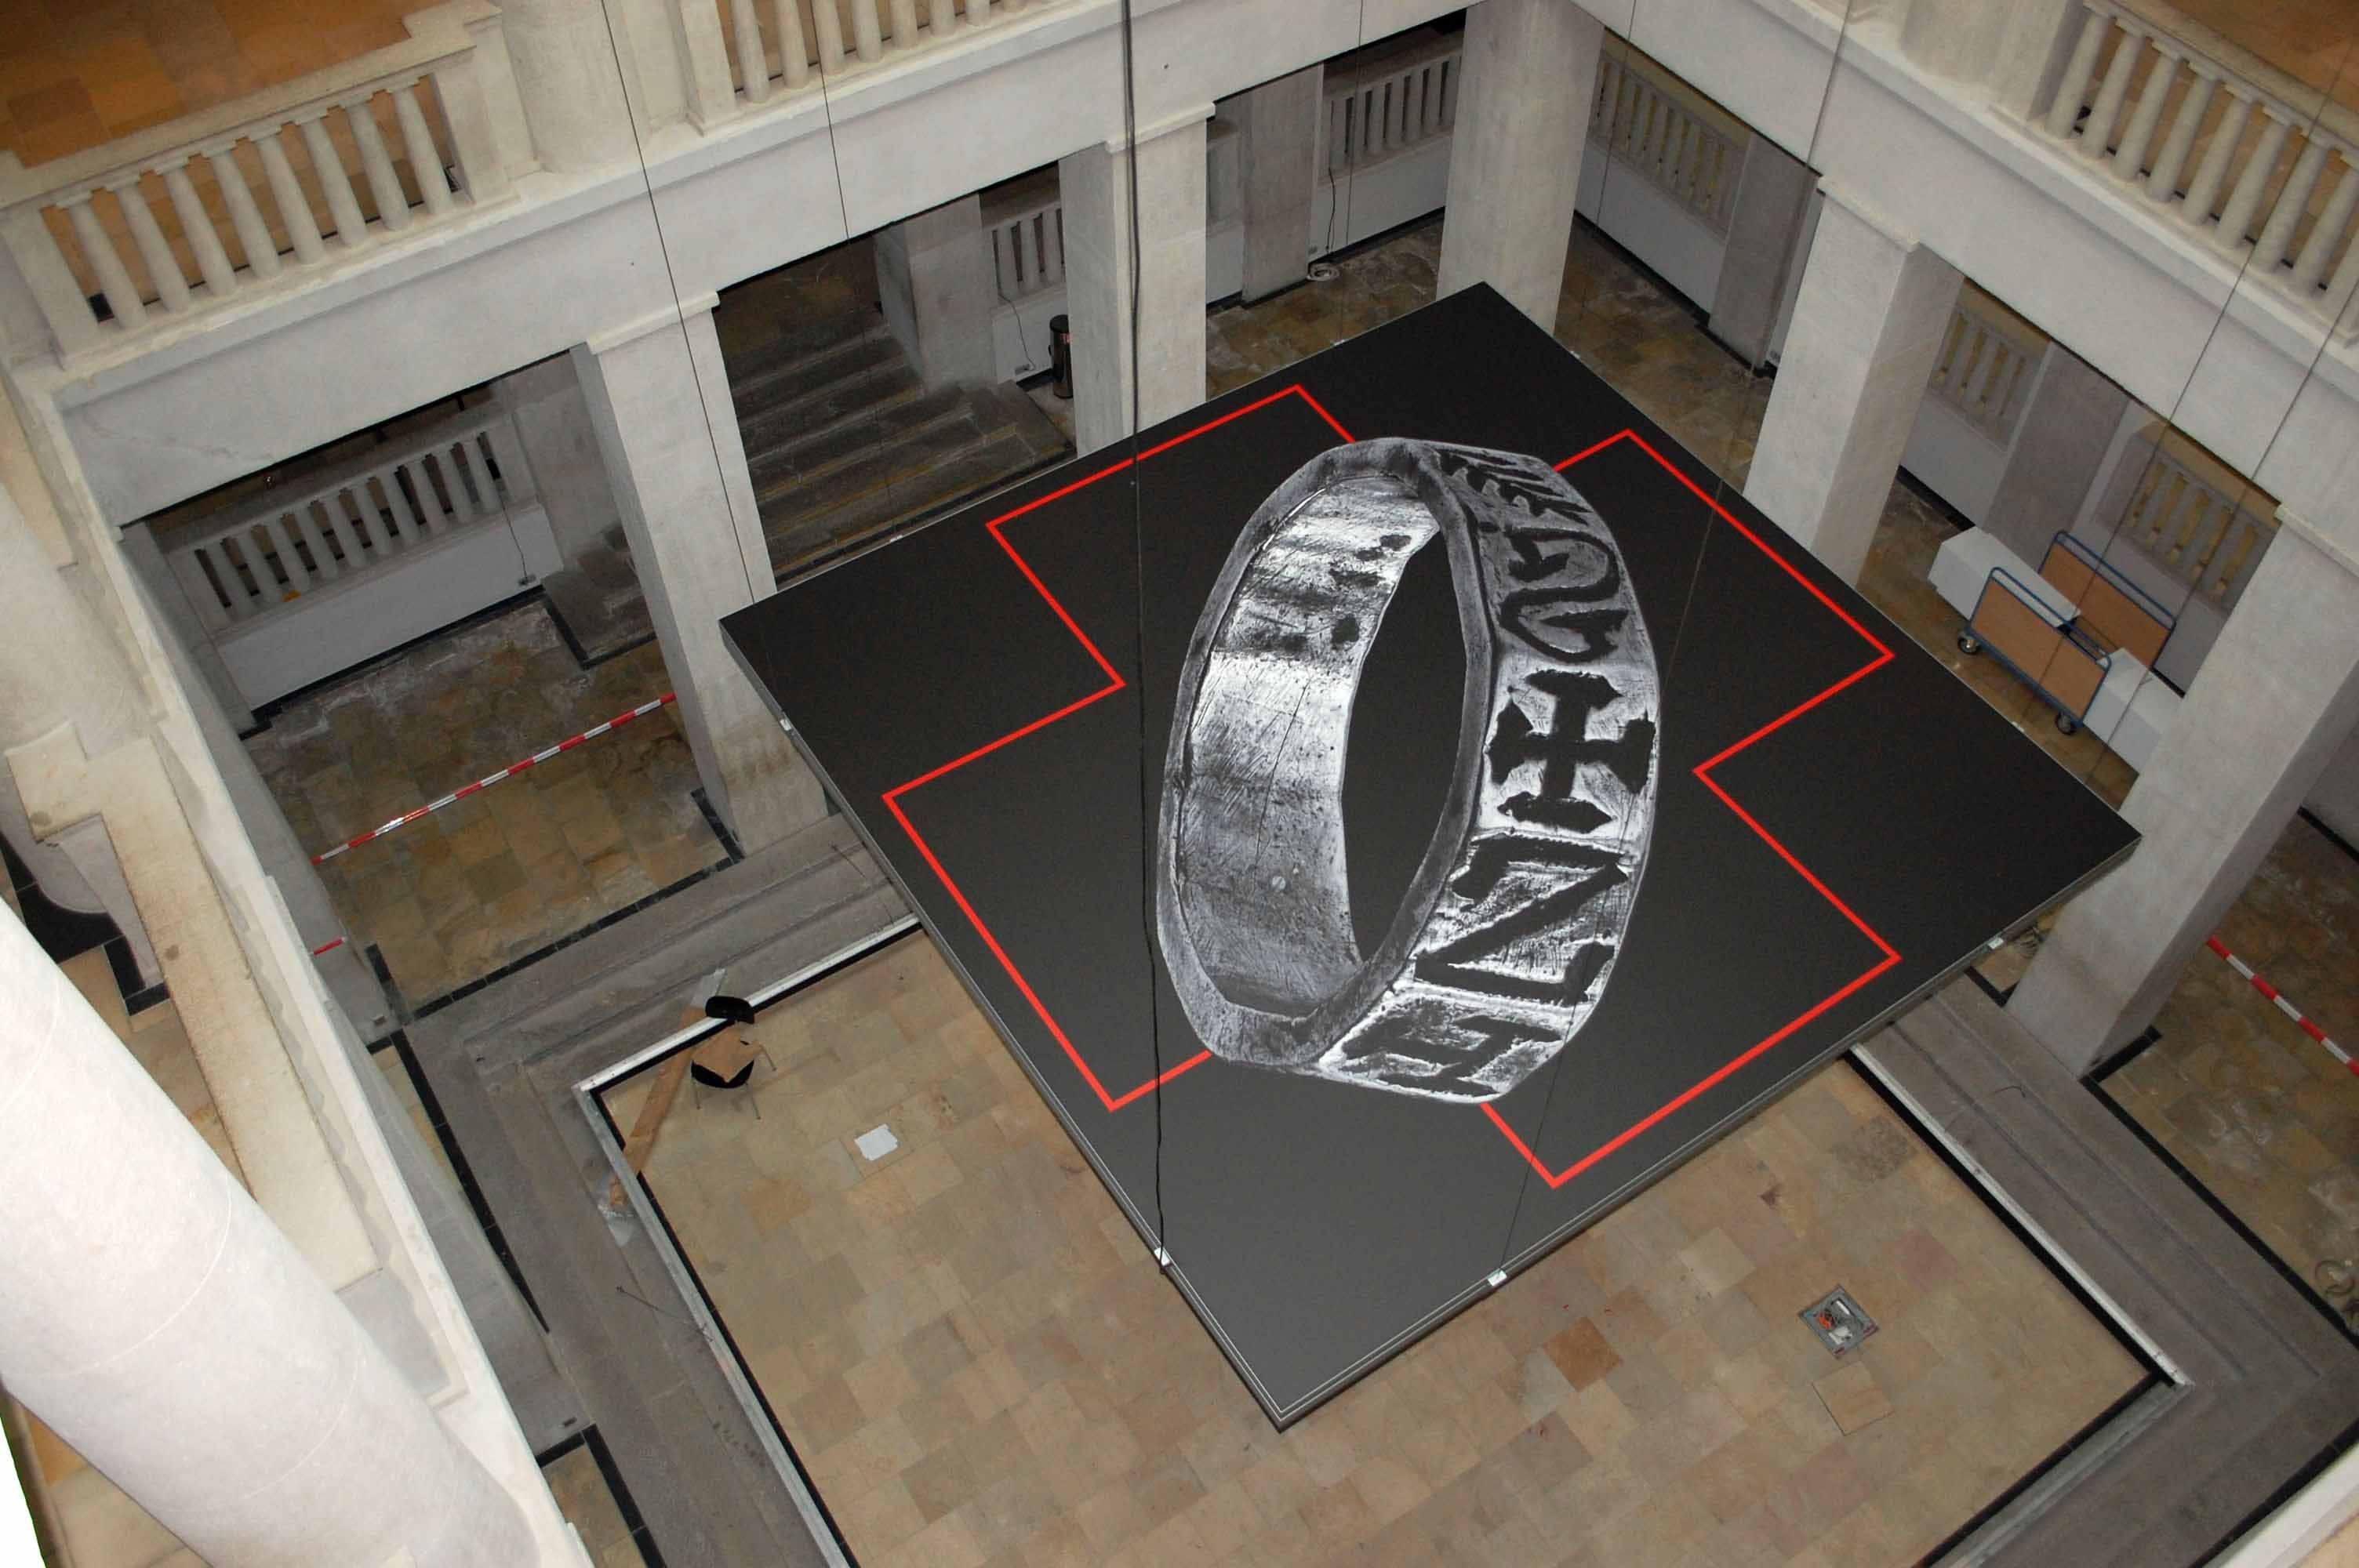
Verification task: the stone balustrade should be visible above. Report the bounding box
[0,2,527,365]
[159,400,533,635]
[989,187,1066,303]
[1590,47,1743,237]
[692,0,1052,122]
[2034,0,2359,335]
[1928,289,2047,442]
[2106,419,2280,611]
[1323,27,1461,177]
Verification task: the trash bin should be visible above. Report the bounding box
[1049,314,1073,401]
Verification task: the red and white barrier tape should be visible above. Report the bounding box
[310,692,678,866]
[311,936,346,956]
[2205,935,2353,1077]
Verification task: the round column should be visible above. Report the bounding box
[0,905,534,1566]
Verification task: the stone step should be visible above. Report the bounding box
[720,310,881,391]
[729,328,903,423]
[747,383,976,493]
[737,357,927,464]
[540,561,654,666]
[760,426,1064,578]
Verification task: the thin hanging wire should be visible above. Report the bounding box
[1489,0,1871,1279]
[2050,28,2358,790]
[589,0,870,608]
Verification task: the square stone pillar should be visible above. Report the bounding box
[875,193,997,389]
[1060,107,1212,456]
[1436,0,1604,329]
[1743,189,1961,584]
[571,299,823,855]
[1230,66,1322,303]
[2008,513,2359,1071]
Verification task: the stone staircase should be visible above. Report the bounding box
[544,311,1068,662]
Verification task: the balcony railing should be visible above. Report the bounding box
[1590,47,1743,237]
[160,400,533,634]
[685,0,1060,125]
[2106,419,2279,612]
[1927,288,2047,443]
[1324,28,1461,176]
[2033,0,2359,335]
[0,2,529,365]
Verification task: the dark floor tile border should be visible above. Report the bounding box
[371,1022,549,1332]
[2195,1413,2359,1568]
[1866,982,2359,1565]
[1848,1054,2167,1383]
[690,786,744,866]
[584,924,921,1568]
[2085,1023,2162,1087]
[2300,806,2359,869]
[2087,1081,2357,1349]
[533,1425,668,1568]
[542,588,657,674]
[1911,1373,2166,1568]
[243,586,554,731]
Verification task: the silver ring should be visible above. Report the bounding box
[1156,437,1660,1102]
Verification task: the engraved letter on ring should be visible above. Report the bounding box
[1155,438,1660,1102]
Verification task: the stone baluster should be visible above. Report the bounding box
[2045,4,2110,139]
[888,0,918,47]
[967,0,991,23]
[2214,104,2294,249]
[314,492,363,564]
[108,176,190,314]
[852,0,884,62]
[1403,71,1426,143]
[2289,155,2359,294]
[2078,21,2146,160]
[2253,135,2332,272]
[813,0,846,69]
[265,514,311,590]
[157,160,236,299]
[2326,214,2359,328]
[390,85,454,217]
[62,193,147,328]
[343,94,409,233]
[291,502,341,579]
[2110,42,2181,179]
[253,129,329,264]
[200,143,279,280]
[379,467,423,544]
[729,0,772,102]
[2143,65,2215,200]
[929,0,955,36]
[769,0,809,86]
[2179,85,2253,229]
[293,112,370,248]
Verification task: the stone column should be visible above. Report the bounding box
[1060,107,1211,456]
[493,0,639,171]
[572,299,824,853]
[1708,135,1814,369]
[1436,0,1603,329]
[2008,513,2359,1071]
[875,194,997,388]
[498,355,623,567]
[1744,190,1961,584]
[1230,66,1321,303]
[0,902,534,1566]
[1980,343,2131,569]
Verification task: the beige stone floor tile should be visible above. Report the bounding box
[245,601,721,1007]
[609,923,2143,1568]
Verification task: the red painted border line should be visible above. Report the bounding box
[309,692,678,864]
[1487,429,1902,1189]
[882,385,1350,1112]
[2205,935,2354,1076]
[882,402,1906,1169]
